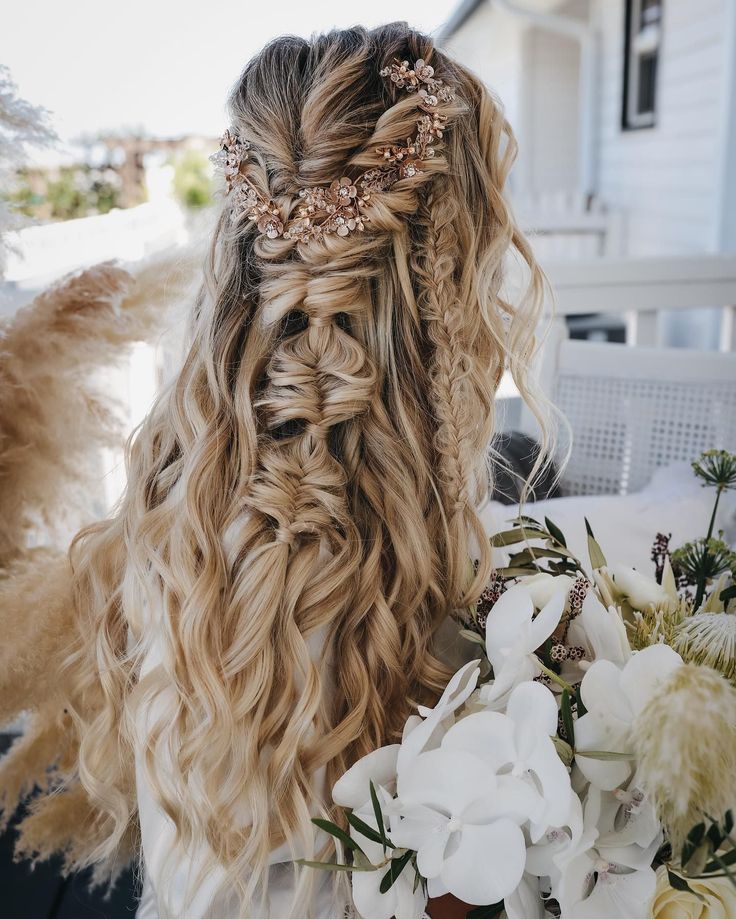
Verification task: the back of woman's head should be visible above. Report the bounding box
[67,22,547,915]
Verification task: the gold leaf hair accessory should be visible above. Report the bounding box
[211,58,456,243]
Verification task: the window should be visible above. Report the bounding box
[622,0,662,129]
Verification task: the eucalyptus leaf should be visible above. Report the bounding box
[347,812,393,848]
[490,528,532,547]
[666,867,707,902]
[459,628,486,646]
[576,749,633,760]
[369,781,389,855]
[544,516,568,547]
[379,849,414,893]
[585,517,607,569]
[296,859,376,873]
[311,818,363,854]
[510,546,577,563]
[561,689,575,748]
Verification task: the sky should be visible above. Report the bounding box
[3,0,460,147]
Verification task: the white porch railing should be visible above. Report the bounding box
[544,254,736,350]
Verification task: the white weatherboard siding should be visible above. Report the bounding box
[592,0,729,257]
[442,5,526,157]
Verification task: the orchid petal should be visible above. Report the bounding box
[528,588,567,649]
[620,644,682,716]
[505,872,547,919]
[440,818,526,904]
[574,715,632,790]
[573,867,657,919]
[441,711,516,772]
[397,661,480,770]
[397,748,496,817]
[579,660,632,724]
[332,744,399,809]
[484,585,535,669]
[507,680,559,743]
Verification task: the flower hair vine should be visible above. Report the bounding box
[210,58,456,244]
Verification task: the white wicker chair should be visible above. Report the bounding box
[525,331,736,496]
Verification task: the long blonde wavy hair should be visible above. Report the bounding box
[63,22,550,916]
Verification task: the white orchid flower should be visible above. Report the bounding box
[442,681,574,840]
[332,745,400,812]
[480,584,567,710]
[519,572,574,610]
[575,644,683,790]
[390,747,538,905]
[344,803,428,919]
[554,787,660,919]
[504,871,553,919]
[396,659,480,772]
[609,565,675,612]
[563,591,631,680]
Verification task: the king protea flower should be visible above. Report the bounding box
[674,609,736,682]
[631,663,736,851]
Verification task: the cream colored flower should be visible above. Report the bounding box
[651,864,736,917]
[632,664,736,851]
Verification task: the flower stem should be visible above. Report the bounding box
[694,486,724,610]
[706,487,723,542]
[535,658,576,695]
[710,852,736,890]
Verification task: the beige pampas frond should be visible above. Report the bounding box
[0,249,198,558]
[632,663,736,852]
[0,249,199,874]
[0,262,135,557]
[0,548,75,725]
[14,778,139,884]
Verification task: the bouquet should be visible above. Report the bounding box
[304,450,736,918]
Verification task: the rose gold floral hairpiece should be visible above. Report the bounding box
[210,58,456,243]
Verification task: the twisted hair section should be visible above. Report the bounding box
[56,22,553,917]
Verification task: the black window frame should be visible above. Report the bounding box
[622,0,663,131]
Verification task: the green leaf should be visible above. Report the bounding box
[494,565,541,579]
[467,903,505,918]
[459,628,486,646]
[666,867,707,902]
[490,528,532,547]
[705,847,736,873]
[545,516,568,547]
[720,584,736,608]
[379,849,414,893]
[369,781,389,855]
[561,689,575,748]
[510,546,577,563]
[576,749,633,760]
[296,859,376,873]
[511,515,546,530]
[681,823,706,867]
[585,518,607,569]
[347,812,394,849]
[575,684,588,717]
[311,818,363,854]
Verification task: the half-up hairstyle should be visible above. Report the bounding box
[59,22,550,917]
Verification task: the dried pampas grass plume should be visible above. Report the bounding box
[0,248,199,873]
[0,247,198,559]
[632,663,736,852]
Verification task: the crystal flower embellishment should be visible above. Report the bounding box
[211,58,456,244]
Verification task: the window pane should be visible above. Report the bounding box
[637,52,658,115]
[640,0,662,29]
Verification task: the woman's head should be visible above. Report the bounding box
[66,22,548,916]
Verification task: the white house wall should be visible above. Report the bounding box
[442,5,526,170]
[593,0,729,256]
